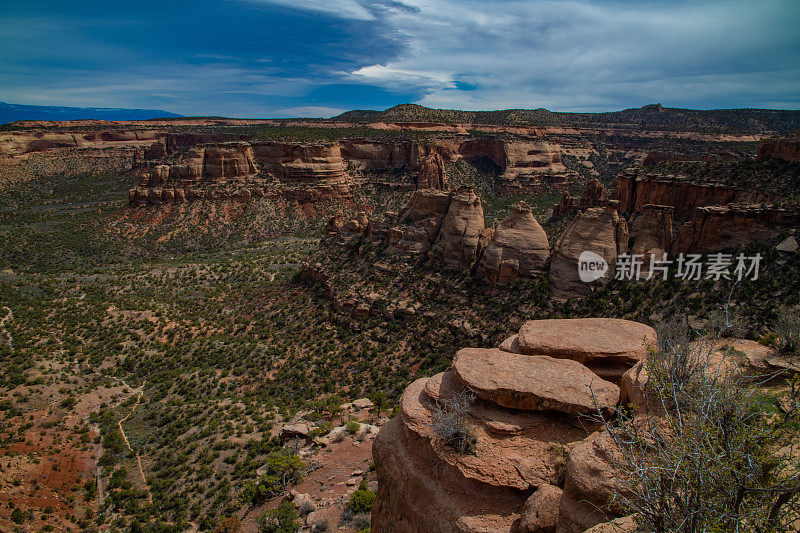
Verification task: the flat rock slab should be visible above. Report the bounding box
[517,318,656,365]
[452,348,619,415]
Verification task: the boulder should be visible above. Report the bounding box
[478,201,550,284]
[452,348,619,416]
[557,431,628,533]
[517,318,656,370]
[519,484,562,533]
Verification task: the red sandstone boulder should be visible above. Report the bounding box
[452,348,619,416]
[557,431,628,533]
[520,484,562,533]
[517,318,656,367]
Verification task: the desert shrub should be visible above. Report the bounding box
[348,480,376,514]
[775,308,800,355]
[11,507,25,524]
[240,450,306,505]
[258,501,299,533]
[345,420,360,435]
[430,388,477,454]
[598,315,800,532]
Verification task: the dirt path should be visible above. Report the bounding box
[116,382,153,504]
[1,306,13,350]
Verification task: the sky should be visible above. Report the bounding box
[1,0,799,118]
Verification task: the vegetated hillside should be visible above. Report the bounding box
[333,103,800,133]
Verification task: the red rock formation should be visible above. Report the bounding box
[385,189,452,255]
[672,204,800,254]
[478,201,550,284]
[757,132,800,162]
[429,187,485,269]
[578,179,605,209]
[616,169,776,220]
[372,318,655,532]
[251,142,346,182]
[551,194,576,220]
[416,152,448,190]
[630,204,674,257]
[548,205,629,300]
[511,318,656,383]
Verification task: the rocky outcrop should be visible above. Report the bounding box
[616,168,777,221]
[136,143,258,186]
[757,132,800,162]
[629,204,674,258]
[500,140,567,181]
[372,318,655,532]
[452,348,619,416]
[477,201,550,284]
[385,189,452,255]
[548,205,629,299]
[429,188,485,269]
[672,204,800,254]
[251,142,346,182]
[551,194,576,220]
[416,152,448,190]
[578,179,605,209]
[509,318,657,383]
[557,431,628,533]
[550,179,605,221]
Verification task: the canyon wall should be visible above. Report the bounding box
[615,168,776,221]
[757,132,800,162]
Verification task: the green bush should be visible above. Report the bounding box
[258,501,299,533]
[241,450,306,505]
[348,480,376,514]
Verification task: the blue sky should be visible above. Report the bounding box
[1,0,799,117]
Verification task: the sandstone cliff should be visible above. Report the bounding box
[616,168,776,221]
[672,204,800,254]
[757,132,800,162]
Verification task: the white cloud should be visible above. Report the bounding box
[345,0,800,111]
[240,0,376,20]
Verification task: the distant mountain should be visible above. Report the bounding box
[0,102,182,124]
[332,103,800,134]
